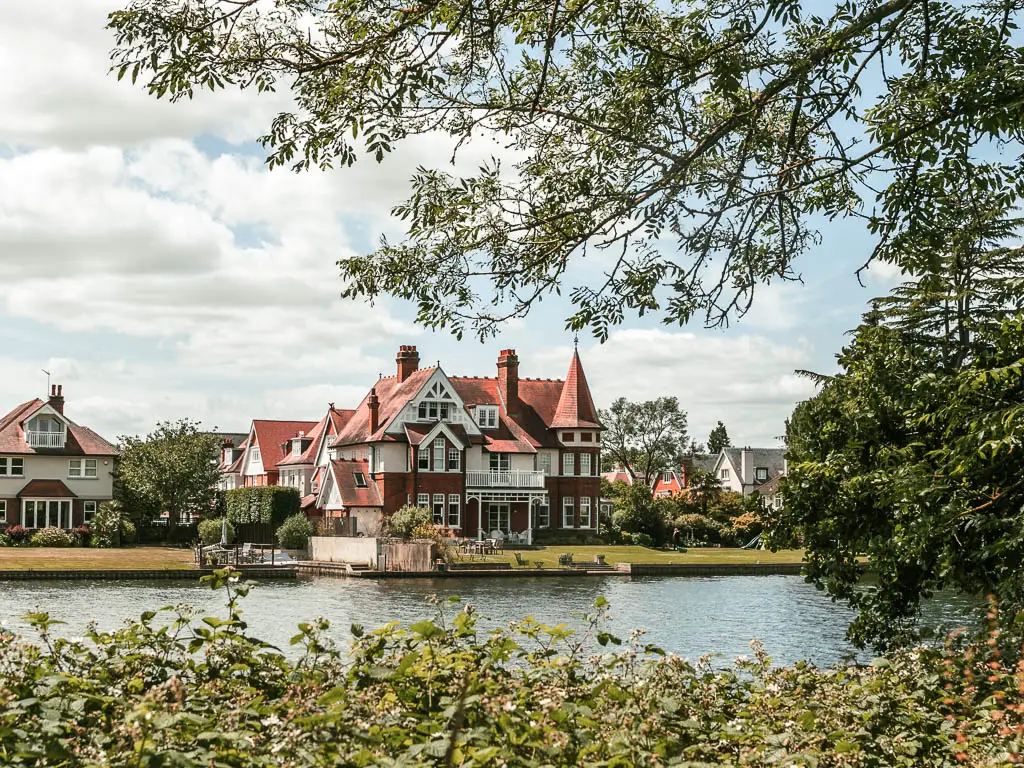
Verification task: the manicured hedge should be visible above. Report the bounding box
[0,573,1019,767]
[225,486,300,526]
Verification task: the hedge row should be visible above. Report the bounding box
[224,486,300,526]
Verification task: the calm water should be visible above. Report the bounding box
[0,575,979,667]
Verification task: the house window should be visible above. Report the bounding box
[22,499,72,529]
[774,495,783,510]
[563,432,575,443]
[433,494,445,525]
[69,459,98,478]
[562,453,575,476]
[292,440,302,457]
[353,472,367,488]
[536,453,552,475]
[580,453,592,476]
[720,468,729,480]
[417,401,451,421]
[433,438,445,471]
[534,503,549,528]
[251,447,261,463]
[487,503,509,533]
[448,448,460,471]
[0,500,6,522]
[476,406,499,429]
[417,493,429,507]
[562,497,575,528]
[580,497,592,528]
[755,467,768,482]
[448,494,461,528]
[418,447,430,470]
[662,471,672,482]
[0,458,24,476]
[489,453,510,472]
[83,500,97,524]
[580,433,593,442]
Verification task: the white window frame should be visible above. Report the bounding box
[433,438,445,471]
[448,494,461,528]
[755,467,768,482]
[22,499,72,529]
[432,493,445,525]
[0,500,6,522]
[353,472,368,488]
[535,503,549,528]
[580,453,592,476]
[562,497,575,528]
[487,503,510,533]
[83,500,97,525]
[416,493,429,507]
[251,447,261,463]
[721,468,730,480]
[418,447,430,470]
[447,448,460,471]
[537,453,552,475]
[562,453,575,476]
[662,471,672,482]
[476,406,499,429]
[580,497,592,528]
[0,457,25,477]
[69,458,98,479]
[489,452,510,472]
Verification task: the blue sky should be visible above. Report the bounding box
[0,0,900,448]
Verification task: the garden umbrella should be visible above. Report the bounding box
[220,517,228,547]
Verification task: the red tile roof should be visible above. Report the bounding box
[18,479,77,498]
[332,367,438,447]
[277,408,354,467]
[332,459,382,507]
[0,399,118,456]
[251,420,318,472]
[551,350,601,428]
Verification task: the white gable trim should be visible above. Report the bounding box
[384,368,482,438]
[242,424,263,477]
[21,403,71,430]
[406,421,468,450]
[313,418,335,468]
[318,464,343,510]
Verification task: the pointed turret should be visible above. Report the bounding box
[551,348,601,428]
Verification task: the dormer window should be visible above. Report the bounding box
[476,405,499,429]
[353,472,367,488]
[418,401,451,421]
[755,467,768,482]
[26,415,65,448]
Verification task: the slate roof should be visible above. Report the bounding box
[722,448,787,487]
[757,474,784,495]
[18,479,77,498]
[0,399,118,456]
[251,420,318,472]
[332,459,382,507]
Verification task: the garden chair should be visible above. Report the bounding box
[513,551,526,567]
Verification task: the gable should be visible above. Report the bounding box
[384,368,482,437]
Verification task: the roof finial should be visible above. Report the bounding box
[573,333,579,350]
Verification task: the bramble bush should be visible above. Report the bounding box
[1,574,1023,766]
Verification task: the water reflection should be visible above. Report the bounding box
[0,575,980,667]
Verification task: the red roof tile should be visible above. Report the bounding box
[332,459,382,507]
[251,420,318,471]
[550,350,601,428]
[332,368,438,447]
[0,399,118,456]
[18,479,77,498]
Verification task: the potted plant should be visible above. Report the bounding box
[594,553,606,565]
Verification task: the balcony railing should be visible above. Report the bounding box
[26,431,65,448]
[466,470,546,488]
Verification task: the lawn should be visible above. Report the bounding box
[454,545,805,568]
[0,547,195,571]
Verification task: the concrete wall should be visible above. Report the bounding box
[380,539,438,572]
[310,536,380,567]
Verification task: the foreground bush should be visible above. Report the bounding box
[28,526,76,548]
[387,504,433,538]
[276,513,315,549]
[0,575,1022,767]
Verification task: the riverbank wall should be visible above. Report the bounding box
[615,562,804,576]
[0,566,298,581]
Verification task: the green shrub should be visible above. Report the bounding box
[226,486,300,526]
[0,533,9,547]
[198,518,235,546]
[633,532,653,548]
[29,526,76,548]
[2,574,1023,766]
[386,505,432,538]
[276,513,315,549]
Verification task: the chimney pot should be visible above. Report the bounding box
[497,349,520,417]
[368,387,380,433]
[48,384,65,415]
[396,345,420,382]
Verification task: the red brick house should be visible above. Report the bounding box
[275,405,356,510]
[317,345,602,542]
[0,386,118,530]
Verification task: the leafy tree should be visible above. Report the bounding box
[599,397,688,491]
[117,420,222,528]
[276,514,316,549]
[682,469,722,518]
[611,484,669,543]
[706,422,731,455]
[108,1,1024,340]
[778,201,1024,649]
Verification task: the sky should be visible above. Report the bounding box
[0,1,902,448]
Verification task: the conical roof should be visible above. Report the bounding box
[550,349,601,429]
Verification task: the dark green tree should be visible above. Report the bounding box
[778,192,1024,650]
[599,397,688,491]
[706,422,731,455]
[107,1,1024,339]
[117,420,222,528]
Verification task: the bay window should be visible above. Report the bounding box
[562,453,575,475]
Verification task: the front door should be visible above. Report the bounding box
[487,503,509,534]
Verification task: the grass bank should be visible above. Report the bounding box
[455,545,804,568]
[0,547,194,571]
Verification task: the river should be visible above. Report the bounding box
[0,575,979,666]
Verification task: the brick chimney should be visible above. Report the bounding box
[48,384,65,415]
[497,349,519,416]
[396,345,420,382]
[368,387,380,434]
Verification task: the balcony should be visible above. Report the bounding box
[466,470,546,488]
[26,431,65,448]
